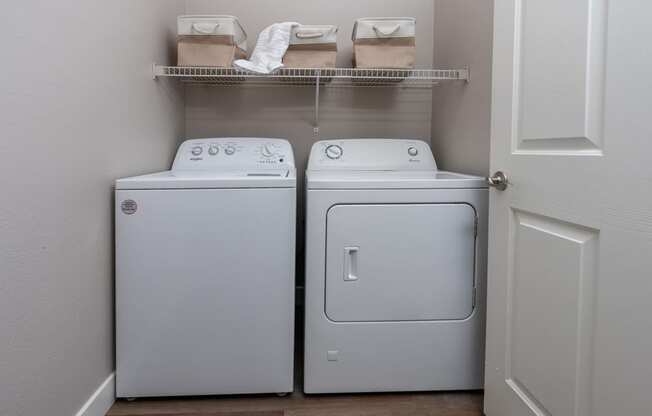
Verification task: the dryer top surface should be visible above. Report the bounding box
[306,170,486,190]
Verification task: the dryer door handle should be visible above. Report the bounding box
[343,247,359,281]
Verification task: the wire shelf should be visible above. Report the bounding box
[152,64,470,133]
[153,65,469,87]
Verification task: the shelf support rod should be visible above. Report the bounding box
[314,70,321,136]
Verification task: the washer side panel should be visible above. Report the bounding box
[116,188,295,397]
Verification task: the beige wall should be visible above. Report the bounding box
[184,0,435,278]
[0,1,184,415]
[431,0,493,176]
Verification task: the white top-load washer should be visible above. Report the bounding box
[115,138,296,398]
[303,139,488,393]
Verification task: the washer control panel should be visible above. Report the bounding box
[308,139,437,171]
[172,138,295,170]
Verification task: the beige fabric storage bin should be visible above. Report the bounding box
[282,25,338,69]
[352,17,416,69]
[177,15,247,67]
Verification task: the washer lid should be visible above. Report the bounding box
[115,168,296,189]
[306,170,487,189]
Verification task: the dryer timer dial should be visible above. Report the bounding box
[325,145,343,160]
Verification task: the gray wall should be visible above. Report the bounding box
[0,1,185,415]
[431,0,494,176]
[184,0,435,280]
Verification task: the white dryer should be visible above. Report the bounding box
[115,138,296,398]
[303,139,488,393]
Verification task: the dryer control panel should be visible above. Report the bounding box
[307,139,437,171]
[172,138,295,171]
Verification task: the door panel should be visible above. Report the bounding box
[325,204,476,322]
[515,0,606,153]
[506,211,598,416]
[486,1,652,415]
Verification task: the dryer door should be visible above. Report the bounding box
[325,203,477,322]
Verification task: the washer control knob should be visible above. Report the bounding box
[408,146,419,157]
[191,146,203,156]
[224,145,236,156]
[208,145,219,156]
[261,144,275,158]
[325,144,343,160]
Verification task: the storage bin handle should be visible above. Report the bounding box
[192,22,220,35]
[296,31,326,39]
[373,24,401,37]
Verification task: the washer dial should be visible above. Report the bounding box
[191,146,203,156]
[261,144,276,158]
[224,145,236,156]
[208,145,219,156]
[325,144,343,160]
[408,146,419,157]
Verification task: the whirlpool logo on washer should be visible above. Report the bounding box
[121,199,138,215]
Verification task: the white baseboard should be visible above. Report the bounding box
[74,373,115,416]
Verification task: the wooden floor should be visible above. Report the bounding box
[108,390,484,416]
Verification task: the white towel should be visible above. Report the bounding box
[234,22,299,74]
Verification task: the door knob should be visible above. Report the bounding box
[487,171,509,191]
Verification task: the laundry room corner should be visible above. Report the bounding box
[5,1,650,415]
[431,0,494,177]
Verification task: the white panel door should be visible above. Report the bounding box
[485,1,652,416]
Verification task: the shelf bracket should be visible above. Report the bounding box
[314,70,321,136]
